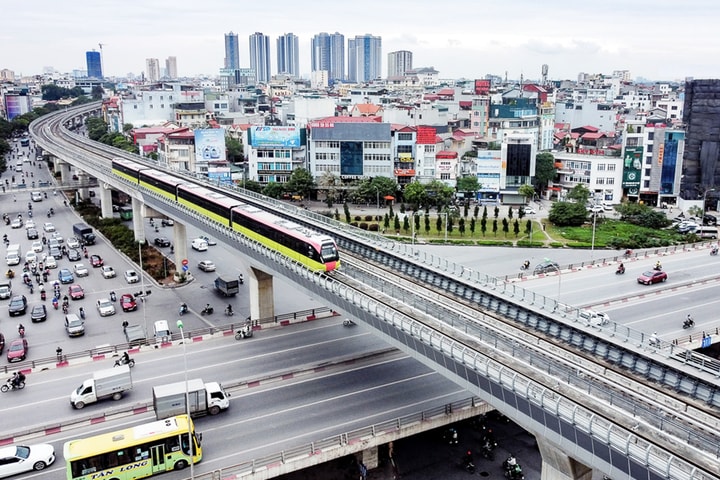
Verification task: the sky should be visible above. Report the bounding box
[2,0,719,82]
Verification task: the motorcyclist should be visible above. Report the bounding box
[17,324,25,337]
[616,262,625,274]
[654,261,662,270]
[650,332,659,346]
[121,351,130,365]
[11,371,24,388]
[180,302,188,314]
[226,304,233,315]
[79,307,85,319]
[522,260,530,270]
[685,314,694,328]
[203,303,212,314]
[505,454,517,469]
[62,295,69,307]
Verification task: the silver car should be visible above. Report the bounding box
[96,298,116,316]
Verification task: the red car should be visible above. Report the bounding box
[68,284,85,300]
[637,270,668,285]
[7,338,28,362]
[120,293,137,312]
[90,254,104,267]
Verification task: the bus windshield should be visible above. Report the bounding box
[118,206,133,220]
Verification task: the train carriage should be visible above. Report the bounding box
[231,205,339,272]
[138,169,185,203]
[177,184,243,227]
[111,158,146,184]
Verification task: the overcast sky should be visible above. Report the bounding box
[2,0,718,82]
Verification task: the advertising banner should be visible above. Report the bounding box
[194,129,227,163]
[250,126,300,148]
[622,146,643,193]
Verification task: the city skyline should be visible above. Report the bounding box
[2,0,720,82]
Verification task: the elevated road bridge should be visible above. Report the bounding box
[29,103,720,480]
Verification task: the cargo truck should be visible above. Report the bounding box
[72,222,96,245]
[5,244,20,266]
[70,365,132,409]
[153,379,229,420]
[214,276,239,296]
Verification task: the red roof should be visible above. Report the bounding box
[577,125,600,132]
[434,135,444,144]
[581,132,606,140]
[437,150,458,158]
[459,101,472,107]
[313,115,381,123]
[391,124,416,132]
[423,94,440,101]
[437,88,455,96]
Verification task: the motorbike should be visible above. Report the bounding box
[17,325,25,338]
[615,267,625,275]
[201,305,214,315]
[343,319,356,327]
[62,304,69,314]
[0,378,25,393]
[235,322,253,340]
[109,291,117,302]
[505,465,525,480]
[520,261,530,270]
[224,306,234,316]
[114,356,136,368]
[179,304,188,316]
[40,290,46,301]
[238,274,244,285]
[653,264,662,271]
[79,308,85,320]
[52,298,59,310]
[503,456,518,472]
[711,248,718,256]
[463,460,476,474]
[5,269,14,279]
[683,318,695,329]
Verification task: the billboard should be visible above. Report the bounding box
[474,79,490,95]
[250,126,300,148]
[208,167,233,186]
[622,145,643,194]
[194,129,226,163]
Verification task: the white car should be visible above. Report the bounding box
[43,222,56,232]
[25,251,37,264]
[10,218,22,229]
[101,265,116,279]
[67,236,81,249]
[42,255,58,269]
[51,233,63,243]
[96,298,116,316]
[124,269,139,284]
[25,220,36,230]
[0,443,55,477]
[31,241,43,253]
[73,263,89,277]
[522,206,537,214]
[197,260,216,272]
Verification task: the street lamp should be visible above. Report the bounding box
[545,260,562,313]
[410,212,421,245]
[590,211,597,260]
[176,320,195,479]
[440,212,449,243]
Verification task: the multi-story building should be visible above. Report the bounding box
[119,83,205,127]
[554,151,623,204]
[246,126,306,185]
[156,128,196,172]
[224,32,240,70]
[387,50,412,78]
[86,50,102,79]
[307,118,393,185]
[145,58,160,83]
[348,34,382,83]
[392,125,416,186]
[488,93,539,147]
[276,33,299,78]
[249,32,271,83]
[553,98,617,132]
[311,32,345,83]
[415,126,440,183]
[500,133,537,204]
[165,56,177,80]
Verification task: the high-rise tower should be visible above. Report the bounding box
[86,50,102,79]
[165,56,178,79]
[387,50,412,78]
[249,32,271,83]
[224,32,240,70]
[311,32,345,83]
[277,33,300,77]
[145,58,160,82]
[348,34,381,82]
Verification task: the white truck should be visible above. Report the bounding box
[70,365,133,409]
[5,244,20,266]
[153,379,229,420]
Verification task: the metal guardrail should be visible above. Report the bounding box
[0,307,335,375]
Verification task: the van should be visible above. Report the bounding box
[5,244,21,266]
[191,238,208,251]
[579,309,610,327]
[31,191,43,202]
[153,320,171,339]
[14,162,23,173]
[0,280,11,299]
[695,226,718,239]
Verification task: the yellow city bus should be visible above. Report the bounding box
[63,415,202,480]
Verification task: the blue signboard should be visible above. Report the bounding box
[250,126,300,148]
[194,129,227,163]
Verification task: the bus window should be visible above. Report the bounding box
[118,206,133,220]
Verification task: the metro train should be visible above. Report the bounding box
[112,158,340,272]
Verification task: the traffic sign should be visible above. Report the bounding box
[702,336,712,349]
[182,265,189,272]
[182,259,188,266]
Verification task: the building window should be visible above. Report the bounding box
[597,164,605,171]
[644,180,650,188]
[597,178,605,184]
[606,177,614,185]
[440,173,450,180]
[607,164,616,171]
[398,133,412,141]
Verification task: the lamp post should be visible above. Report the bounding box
[176,320,195,479]
[590,211,597,260]
[410,212,420,245]
[546,261,562,313]
[440,211,448,243]
[139,241,147,333]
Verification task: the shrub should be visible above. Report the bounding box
[354,215,362,221]
[364,215,373,221]
[368,224,379,231]
[359,222,368,230]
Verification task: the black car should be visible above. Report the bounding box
[49,245,62,260]
[0,332,4,354]
[8,295,27,316]
[704,214,717,226]
[26,228,39,240]
[153,237,171,248]
[67,249,82,261]
[30,304,47,322]
[533,260,561,275]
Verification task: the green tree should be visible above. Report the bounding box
[458,218,465,236]
[469,217,476,236]
[91,86,104,100]
[473,205,479,218]
[518,206,526,219]
[480,217,487,236]
[403,215,410,233]
[508,207,513,219]
[463,202,469,218]
[482,205,488,220]
[534,152,556,194]
[567,184,591,205]
[344,202,351,223]
[383,213,390,229]
[447,216,454,234]
[492,218,498,236]
[285,168,315,199]
[518,184,536,204]
[414,214,420,233]
[262,182,285,198]
[502,218,509,236]
[425,179,454,209]
[513,219,520,237]
[393,214,401,232]
[225,136,244,162]
[525,219,532,237]
[317,171,341,207]
[493,206,499,219]
[424,215,430,234]
[548,202,587,227]
[403,181,427,209]
[436,215,443,233]
[242,180,263,194]
[456,176,480,197]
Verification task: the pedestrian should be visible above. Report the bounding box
[122,320,129,331]
[56,346,63,362]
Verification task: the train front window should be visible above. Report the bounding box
[321,243,338,261]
